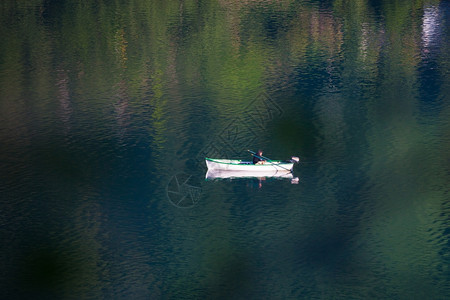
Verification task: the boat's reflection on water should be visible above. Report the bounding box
[205,170,299,187]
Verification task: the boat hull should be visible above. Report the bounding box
[205,158,293,172]
[206,169,293,180]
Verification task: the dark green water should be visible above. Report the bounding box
[1,0,450,298]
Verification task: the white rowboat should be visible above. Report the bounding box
[205,158,294,172]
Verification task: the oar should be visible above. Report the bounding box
[247,149,292,172]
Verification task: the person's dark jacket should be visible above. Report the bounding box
[253,155,263,164]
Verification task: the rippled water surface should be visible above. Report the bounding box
[1,0,450,298]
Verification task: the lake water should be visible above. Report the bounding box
[1,0,450,298]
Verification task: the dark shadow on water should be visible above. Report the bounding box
[202,253,253,300]
[290,219,368,283]
[7,236,80,299]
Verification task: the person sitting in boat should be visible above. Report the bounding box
[253,149,266,165]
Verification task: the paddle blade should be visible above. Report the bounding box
[291,156,300,163]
